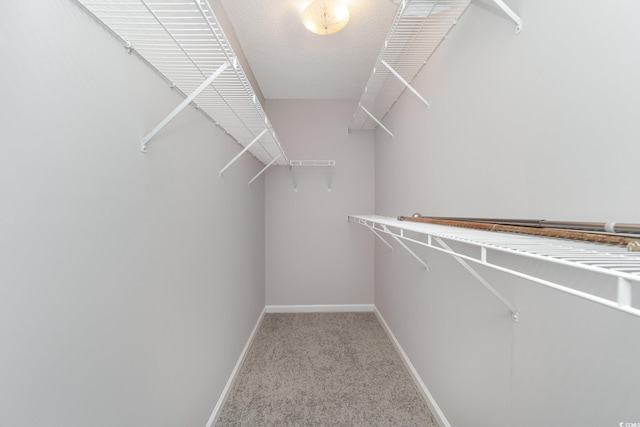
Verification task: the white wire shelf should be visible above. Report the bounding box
[74,0,288,166]
[289,160,336,167]
[349,0,521,135]
[349,0,472,133]
[349,215,640,320]
[289,160,335,192]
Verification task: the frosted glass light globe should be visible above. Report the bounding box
[303,0,350,35]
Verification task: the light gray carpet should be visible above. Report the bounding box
[216,312,438,426]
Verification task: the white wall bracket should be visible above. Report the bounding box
[141,61,230,152]
[369,226,394,251]
[434,237,519,322]
[384,226,429,270]
[381,60,430,108]
[220,128,269,177]
[248,154,281,186]
[290,160,335,192]
[359,105,394,138]
[489,0,523,33]
[617,277,632,308]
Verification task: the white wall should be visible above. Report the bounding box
[374,0,640,425]
[0,2,265,426]
[265,100,374,306]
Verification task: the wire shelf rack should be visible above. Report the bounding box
[349,215,640,320]
[74,0,288,166]
[289,160,336,192]
[349,0,472,132]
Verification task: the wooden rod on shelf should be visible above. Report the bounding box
[400,216,640,235]
[398,215,640,249]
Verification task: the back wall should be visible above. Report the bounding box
[265,100,374,307]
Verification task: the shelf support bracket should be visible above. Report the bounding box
[617,277,632,308]
[290,160,334,192]
[359,105,394,138]
[434,237,519,321]
[220,128,269,176]
[369,227,393,251]
[141,60,230,152]
[385,227,428,270]
[489,0,522,33]
[292,165,298,192]
[248,154,281,186]
[381,60,430,108]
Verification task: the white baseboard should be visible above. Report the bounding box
[265,304,374,313]
[205,307,266,427]
[373,306,451,427]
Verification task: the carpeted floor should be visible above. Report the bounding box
[216,312,438,426]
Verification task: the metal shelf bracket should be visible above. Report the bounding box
[290,160,335,192]
[350,216,393,251]
[359,105,394,138]
[370,226,394,251]
[248,154,281,186]
[384,226,429,270]
[220,128,269,176]
[381,60,430,108]
[489,0,523,33]
[434,237,519,321]
[618,277,632,308]
[141,61,230,152]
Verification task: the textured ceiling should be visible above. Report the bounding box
[218,0,399,100]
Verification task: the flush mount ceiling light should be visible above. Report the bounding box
[303,0,350,35]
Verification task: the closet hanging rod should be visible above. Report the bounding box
[398,216,640,248]
[400,215,640,235]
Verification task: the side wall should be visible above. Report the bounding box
[374,0,640,426]
[0,2,265,426]
[265,100,374,307]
